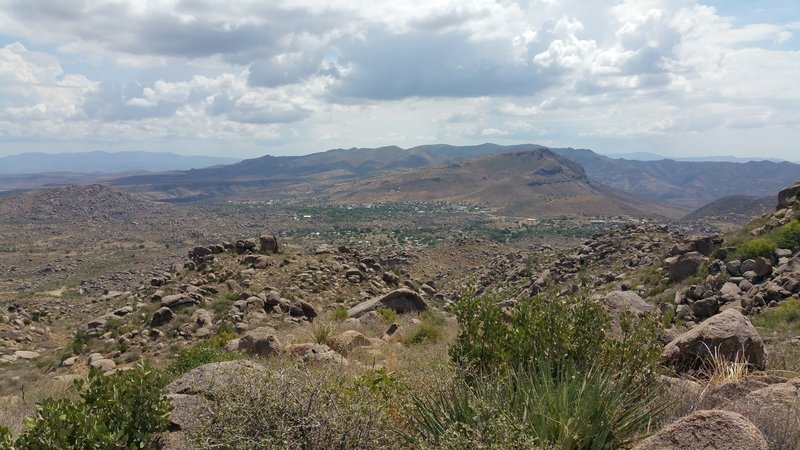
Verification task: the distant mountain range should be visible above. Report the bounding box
[2,144,798,218]
[0,151,239,174]
[109,143,800,213]
[604,152,789,163]
[550,148,800,210]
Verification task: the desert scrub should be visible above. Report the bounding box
[775,219,800,251]
[377,307,399,323]
[308,320,337,345]
[401,312,445,346]
[8,363,170,449]
[407,289,667,449]
[752,297,800,337]
[331,304,349,321]
[165,329,241,379]
[737,237,777,260]
[194,365,405,449]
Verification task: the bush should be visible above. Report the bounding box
[196,366,403,449]
[448,290,663,378]
[408,289,666,448]
[11,363,171,449]
[377,307,398,323]
[775,219,800,252]
[401,312,445,346]
[166,330,241,379]
[738,238,777,259]
[331,305,349,321]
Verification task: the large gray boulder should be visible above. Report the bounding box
[602,291,653,331]
[347,288,428,318]
[633,410,767,450]
[237,326,282,357]
[165,360,267,397]
[663,309,766,371]
[777,181,800,209]
[667,252,706,282]
[723,378,800,448]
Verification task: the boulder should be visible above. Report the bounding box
[667,252,706,282]
[723,378,800,447]
[238,327,282,357]
[251,255,271,269]
[602,291,653,330]
[753,257,773,278]
[150,306,175,327]
[777,181,800,209]
[632,410,767,450]
[726,260,742,277]
[259,235,280,253]
[347,288,428,318]
[165,360,267,397]
[284,343,347,365]
[160,393,205,450]
[14,350,40,360]
[327,330,372,355]
[161,294,198,309]
[663,309,766,371]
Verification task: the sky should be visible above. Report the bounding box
[0,0,798,160]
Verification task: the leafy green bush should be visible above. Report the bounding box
[12,363,170,449]
[166,330,241,379]
[407,362,664,449]
[409,289,666,448]
[776,220,800,252]
[448,290,663,378]
[738,238,777,259]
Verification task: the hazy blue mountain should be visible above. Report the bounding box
[0,151,240,174]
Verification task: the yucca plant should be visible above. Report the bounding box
[406,362,665,450]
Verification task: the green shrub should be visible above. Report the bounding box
[401,322,442,346]
[0,427,12,450]
[308,321,337,345]
[377,307,399,323]
[410,289,666,448]
[407,362,664,449]
[401,312,445,346]
[331,305,349,321]
[775,220,800,251]
[166,330,241,379]
[738,238,777,259]
[448,290,663,378]
[12,363,171,449]
[752,297,800,336]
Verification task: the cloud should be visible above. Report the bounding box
[330,29,561,99]
[0,0,798,160]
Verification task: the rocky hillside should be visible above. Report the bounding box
[2,180,800,449]
[0,184,171,224]
[327,149,684,218]
[681,195,774,224]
